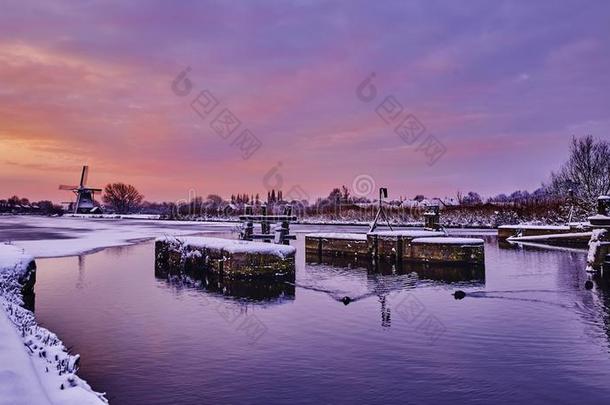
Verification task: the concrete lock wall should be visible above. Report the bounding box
[155,240,296,278]
[368,235,412,262]
[410,241,485,264]
[307,233,484,266]
[305,237,369,257]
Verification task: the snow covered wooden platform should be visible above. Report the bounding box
[305,231,485,265]
[155,236,296,278]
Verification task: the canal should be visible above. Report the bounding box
[33,226,610,404]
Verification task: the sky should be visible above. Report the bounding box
[0,0,609,203]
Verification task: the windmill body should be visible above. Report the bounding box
[59,166,103,214]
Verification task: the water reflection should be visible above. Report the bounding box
[591,275,610,351]
[76,255,86,290]
[301,255,484,329]
[155,266,295,304]
[305,252,485,283]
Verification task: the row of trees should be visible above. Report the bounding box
[0,197,64,215]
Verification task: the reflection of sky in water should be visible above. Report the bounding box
[33,229,610,404]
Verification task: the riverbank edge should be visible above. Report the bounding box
[0,243,107,405]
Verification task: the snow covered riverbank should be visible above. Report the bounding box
[0,244,106,405]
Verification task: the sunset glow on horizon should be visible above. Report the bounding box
[1,0,609,202]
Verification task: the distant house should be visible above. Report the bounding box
[400,200,420,208]
[400,197,460,210]
[431,197,460,208]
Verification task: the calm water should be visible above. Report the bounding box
[33,227,610,404]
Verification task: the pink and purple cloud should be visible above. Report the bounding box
[1,0,609,202]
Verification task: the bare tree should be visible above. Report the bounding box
[456,190,464,205]
[462,191,482,206]
[103,183,144,214]
[549,135,610,209]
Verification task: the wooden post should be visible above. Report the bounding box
[424,206,440,230]
[243,221,254,240]
[599,196,610,216]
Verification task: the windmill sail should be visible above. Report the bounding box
[80,166,89,188]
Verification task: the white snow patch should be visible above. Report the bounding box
[588,214,610,220]
[587,229,608,269]
[0,244,33,279]
[158,236,296,258]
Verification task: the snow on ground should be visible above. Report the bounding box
[158,236,296,258]
[0,243,105,405]
[0,243,33,277]
[1,215,235,258]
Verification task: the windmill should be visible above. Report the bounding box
[59,166,102,214]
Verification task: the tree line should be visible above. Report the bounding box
[3,135,608,218]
